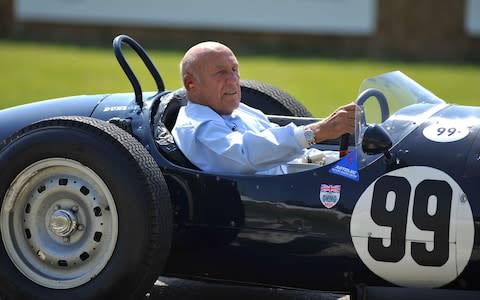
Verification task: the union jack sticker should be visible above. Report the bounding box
[320,184,341,208]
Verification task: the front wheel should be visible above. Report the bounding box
[0,117,172,300]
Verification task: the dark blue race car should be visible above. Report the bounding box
[0,35,478,300]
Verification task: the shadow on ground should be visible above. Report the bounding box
[147,276,349,300]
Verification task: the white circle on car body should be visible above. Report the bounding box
[351,166,474,288]
[423,123,469,143]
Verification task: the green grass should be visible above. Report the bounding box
[1,40,479,116]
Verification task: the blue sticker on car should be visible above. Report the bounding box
[329,150,359,181]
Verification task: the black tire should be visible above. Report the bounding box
[0,116,172,300]
[240,80,312,117]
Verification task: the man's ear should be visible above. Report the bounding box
[183,74,195,91]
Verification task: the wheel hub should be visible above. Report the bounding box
[1,150,119,289]
[49,209,78,237]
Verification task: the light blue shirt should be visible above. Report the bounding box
[172,101,313,175]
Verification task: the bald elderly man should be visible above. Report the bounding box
[172,41,356,175]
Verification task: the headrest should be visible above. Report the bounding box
[152,88,199,169]
[156,88,188,132]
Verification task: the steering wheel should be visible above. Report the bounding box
[339,88,389,157]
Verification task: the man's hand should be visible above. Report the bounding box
[306,102,357,143]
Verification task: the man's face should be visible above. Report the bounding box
[187,47,241,115]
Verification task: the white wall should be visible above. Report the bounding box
[465,0,480,36]
[15,0,377,35]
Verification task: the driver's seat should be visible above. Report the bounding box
[153,88,199,169]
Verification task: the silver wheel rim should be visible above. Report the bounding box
[1,158,118,289]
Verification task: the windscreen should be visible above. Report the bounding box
[355,71,446,169]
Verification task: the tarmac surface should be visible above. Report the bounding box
[147,276,349,300]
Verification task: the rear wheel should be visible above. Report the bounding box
[0,116,172,300]
[240,80,312,117]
